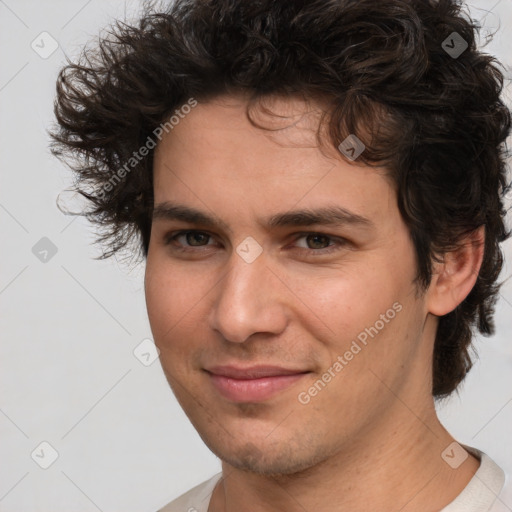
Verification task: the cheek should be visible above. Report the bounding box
[145,260,173,338]
[300,265,403,341]
[304,255,419,380]
[144,256,198,351]
[144,253,224,383]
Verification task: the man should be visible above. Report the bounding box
[51,0,512,510]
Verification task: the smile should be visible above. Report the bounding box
[205,366,310,402]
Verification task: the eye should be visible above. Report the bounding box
[292,233,347,255]
[164,230,216,251]
[163,230,348,256]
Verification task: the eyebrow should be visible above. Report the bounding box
[152,201,374,233]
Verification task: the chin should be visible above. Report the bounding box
[205,436,332,477]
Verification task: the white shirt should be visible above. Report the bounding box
[158,447,511,512]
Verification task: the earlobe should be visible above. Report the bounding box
[427,226,485,316]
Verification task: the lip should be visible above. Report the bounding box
[205,365,310,402]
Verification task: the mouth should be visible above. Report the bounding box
[204,365,311,403]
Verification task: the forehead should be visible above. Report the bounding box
[155,93,330,159]
[151,93,397,228]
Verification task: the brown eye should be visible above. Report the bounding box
[164,230,216,251]
[304,234,331,249]
[292,232,348,257]
[184,232,210,246]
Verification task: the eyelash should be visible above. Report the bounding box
[163,230,347,256]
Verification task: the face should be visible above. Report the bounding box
[145,94,433,476]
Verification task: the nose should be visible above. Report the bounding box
[208,248,289,344]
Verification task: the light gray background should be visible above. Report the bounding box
[0,1,511,511]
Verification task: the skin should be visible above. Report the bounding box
[144,93,484,512]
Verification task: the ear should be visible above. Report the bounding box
[427,226,485,316]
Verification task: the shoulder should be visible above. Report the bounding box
[157,473,222,512]
[441,446,511,512]
[467,447,511,512]
[489,473,512,512]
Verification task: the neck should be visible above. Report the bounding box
[209,402,479,512]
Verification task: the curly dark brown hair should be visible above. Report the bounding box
[50,0,511,398]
